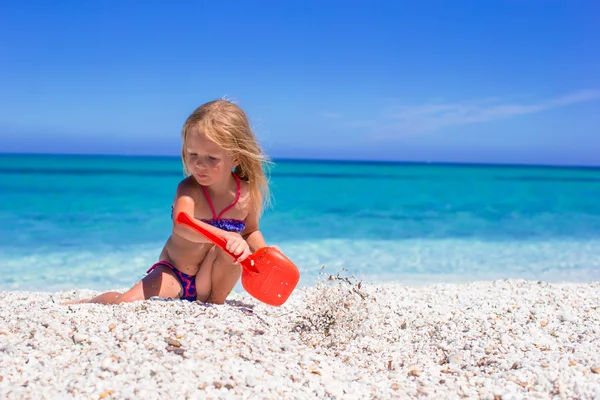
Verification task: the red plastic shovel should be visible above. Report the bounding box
[175,212,300,306]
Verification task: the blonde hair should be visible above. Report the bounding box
[181,99,271,215]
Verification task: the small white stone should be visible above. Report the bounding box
[108,363,122,374]
[72,333,88,343]
[101,357,112,371]
[448,352,462,364]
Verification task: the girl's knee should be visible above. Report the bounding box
[206,245,220,262]
[215,248,239,268]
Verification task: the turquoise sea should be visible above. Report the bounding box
[1,154,600,293]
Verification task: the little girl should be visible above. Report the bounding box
[70,99,270,304]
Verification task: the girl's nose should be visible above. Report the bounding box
[193,157,209,171]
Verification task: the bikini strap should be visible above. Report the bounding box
[201,172,241,220]
[201,185,217,219]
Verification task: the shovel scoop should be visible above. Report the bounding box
[175,212,300,306]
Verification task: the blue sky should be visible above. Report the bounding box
[1,1,599,165]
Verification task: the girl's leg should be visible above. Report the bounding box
[207,249,242,304]
[195,245,217,302]
[64,264,183,305]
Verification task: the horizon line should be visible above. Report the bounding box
[1,151,600,170]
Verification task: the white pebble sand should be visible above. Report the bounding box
[1,277,600,399]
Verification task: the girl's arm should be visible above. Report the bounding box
[241,206,267,252]
[172,179,229,243]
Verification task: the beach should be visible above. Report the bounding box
[2,277,600,399]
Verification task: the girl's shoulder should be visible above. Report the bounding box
[175,176,202,198]
[238,179,265,217]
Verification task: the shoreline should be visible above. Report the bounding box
[1,279,600,399]
[3,264,600,294]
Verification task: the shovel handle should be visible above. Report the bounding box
[176,211,228,251]
[175,212,258,273]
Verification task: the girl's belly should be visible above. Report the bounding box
[160,235,213,276]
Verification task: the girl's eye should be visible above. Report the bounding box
[208,156,218,161]
[189,153,198,157]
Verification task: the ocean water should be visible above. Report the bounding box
[1,154,600,293]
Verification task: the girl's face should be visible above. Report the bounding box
[184,133,237,186]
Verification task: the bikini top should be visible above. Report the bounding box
[171,173,246,234]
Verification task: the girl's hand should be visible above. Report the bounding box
[225,234,251,264]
